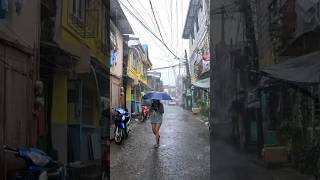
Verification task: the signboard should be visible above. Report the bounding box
[197,51,210,75]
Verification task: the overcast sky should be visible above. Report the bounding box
[119,0,190,86]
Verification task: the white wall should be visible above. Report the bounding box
[110,21,124,78]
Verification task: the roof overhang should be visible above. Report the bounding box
[110,0,134,34]
[260,51,320,85]
[192,77,210,89]
[182,0,199,39]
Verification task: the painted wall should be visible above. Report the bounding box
[110,20,124,78]
[126,85,132,113]
[59,0,108,66]
[127,48,149,85]
[110,21,123,109]
[51,72,68,163]
[0,0,40,49]
[51,73,68,124]
[111,76,121,108]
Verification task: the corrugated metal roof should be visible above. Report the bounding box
[182,0,199,39]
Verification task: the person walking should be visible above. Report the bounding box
[149,99,164,148]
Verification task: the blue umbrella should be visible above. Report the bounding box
[142,91,172,100]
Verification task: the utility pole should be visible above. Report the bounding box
[179,61,181,78]
[221,6,226,44]
[240,0,261,157]
[240,0,259,82]
[185,49,191,88]
[185,49,192,110]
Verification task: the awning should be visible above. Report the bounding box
[260,51,320,84]
[192,77,210,89]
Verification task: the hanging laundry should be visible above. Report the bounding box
[110,47,118,66]
[0,0,8,19]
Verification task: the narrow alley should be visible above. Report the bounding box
[111,105,210,180]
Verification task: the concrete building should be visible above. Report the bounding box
[110,0,134,110]
[183,0,210,109]
[40,0,111,164]
[123,37,152,114]
[147,71,162,91]
[255,0,320,174]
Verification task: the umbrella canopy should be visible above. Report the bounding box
[142,91,172,100]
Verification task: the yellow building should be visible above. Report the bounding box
[41,0,110,162]
[110,4,134,109]
[124,38,152,114]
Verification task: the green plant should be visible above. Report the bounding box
[197,100,209,117]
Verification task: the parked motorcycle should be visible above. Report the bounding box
[3,145,65,180]
[141,105,149,122]
[113,107,131,144]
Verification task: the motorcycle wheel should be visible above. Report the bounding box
[114,127,123,144]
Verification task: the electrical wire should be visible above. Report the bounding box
[176,0,178,54]
[125,0,149,25]
[148,0,166,45]
[121,0,188,81]
[154,56,186,63]
[149,62,186,71]
[152,0,170,45]
[170,0,173,48]
[124,0,168,55]
[148,0,179,58]
[119,0,180,59]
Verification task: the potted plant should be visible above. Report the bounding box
[192,100,204,114]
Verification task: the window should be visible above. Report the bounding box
[110,23,117,47]
[195,11,199,32]
[132,50,139,70]
[71,0,85,22]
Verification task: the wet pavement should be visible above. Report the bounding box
[212,123,312,180]
[110,105,210,180]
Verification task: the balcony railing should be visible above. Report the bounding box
[67,0,100,38]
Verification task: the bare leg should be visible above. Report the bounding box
[155,123,162,144]
[151,123,156,135]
